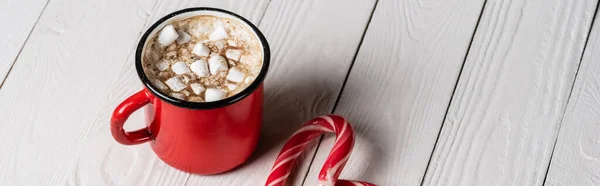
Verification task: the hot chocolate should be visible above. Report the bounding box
[142,15,263,102]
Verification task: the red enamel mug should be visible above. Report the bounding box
[110,8,270,175]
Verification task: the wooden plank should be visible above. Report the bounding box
[0,0,269,185]
[65,1,270,186]
[304,0,486,185]
[0,0,159,185]
[0,0,47,83]
[184,0,376,185]
[422,0,598,185]
[545,8,600,186]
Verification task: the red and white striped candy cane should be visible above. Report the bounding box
[265,115,375,186]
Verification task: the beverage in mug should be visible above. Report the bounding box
[142,14,263,102]
[110,7,270,175]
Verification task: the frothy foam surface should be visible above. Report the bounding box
[142,15,263,102]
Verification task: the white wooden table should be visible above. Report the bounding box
[1,0,599,185]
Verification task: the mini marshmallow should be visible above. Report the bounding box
[244,76,254,84]
[227,39,239,47]
[226,49,242,61]
[227,59,236,67]
[249,65,261,74]
[191,24,209,37]
[151,79,168,90]
[226,67,245,83]
[190,59,210,77]
[205,88,227,102]
[171,61,191,75]
[190,83,205,95]
[170,93,185,100]
[192,43,210,57]
[165,77,186,91]
[208,55,229,75]
[227,83,238,91]
[155,60,169,71]
[176,31,192,44]
[181,90,190,97]
[214,40,226,50]
[240,54,260,66]
[209,25,228,41]
[158,25,179,46]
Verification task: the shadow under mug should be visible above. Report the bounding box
[110,7,270,175]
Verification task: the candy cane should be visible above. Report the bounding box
[265,115,375,186]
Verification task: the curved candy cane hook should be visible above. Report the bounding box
[265,115,375,186]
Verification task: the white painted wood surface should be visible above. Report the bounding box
[0,0,47,82]
[545,10,600,186]
[423,0,598,185]
[0,0,158,184]
[0,0,269,185]
[70,1,271,185]
[186,0,376,185]
[1,0,600,185]
[304,0,486,185]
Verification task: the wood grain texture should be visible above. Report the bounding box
[65,1,270,186]
[185,0,376,185]
[0,0,269,185]
[422,0,598,185]
[304,0,486,185]
[0,0,47,83]
[545,8,600,186]
[0,0,158,184]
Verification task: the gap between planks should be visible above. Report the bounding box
[299,0,379,185]
[67,0,366,185]
[0,0,268,185]
[540,1,600,185]
[101,0,273,184]
[256,0,273,26]
[421,0,599,185]
[0,0,51,90]
[419,1,489,185]
[181,1,273,184]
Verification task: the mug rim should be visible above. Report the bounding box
[135,7,270,110]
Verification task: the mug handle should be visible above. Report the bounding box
[110,89,154,145]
